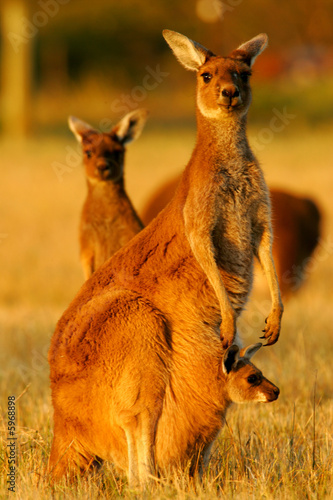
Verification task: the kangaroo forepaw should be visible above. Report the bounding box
[260,309,282,346]
[220,316,236,349]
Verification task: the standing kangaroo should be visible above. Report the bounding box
[69,109,147,279]
[161,30,283,343]
[49,31,282,486]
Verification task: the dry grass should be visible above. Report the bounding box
[0,124,332,498]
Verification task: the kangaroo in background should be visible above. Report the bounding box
[49,31,282,487]
[141,178,322,297]
[69,109,147,279]
[268,189,321,296]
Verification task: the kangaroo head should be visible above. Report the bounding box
[163,30,267,120]
[222,343,279,404]
[68,109,148,183]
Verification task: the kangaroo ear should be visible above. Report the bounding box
[68,116,98,143]
[240,343,262,360]
[230,33,268,67]
[163,29,215,71]
[222,344,240,374]
[112,108,148,145]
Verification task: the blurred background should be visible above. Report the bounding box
[1,0,333,135]
[0,0,332,321]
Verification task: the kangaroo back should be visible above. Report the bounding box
[270,189,321,295]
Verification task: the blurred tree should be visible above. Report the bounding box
[1,0,33,137]
[1,0,332,134]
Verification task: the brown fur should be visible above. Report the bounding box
[69,110,147,279]
[48,337,278,485]
[141,180,321,297]
[49,31,282,486]
[141,175,182,225]
[270,189,321,295]
[159,30,283,345]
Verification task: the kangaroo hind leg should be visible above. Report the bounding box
[122,409,156,488]
[48,413,101,482]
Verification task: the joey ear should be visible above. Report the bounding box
[163,29,215,71]
[112,108,148,145]
[68,116,98,143]
[230,33,268,67]
[222,344,240,374]
[239,342,262,360]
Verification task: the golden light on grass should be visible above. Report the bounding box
[0,125,332,497]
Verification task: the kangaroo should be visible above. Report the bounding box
[48,340,279,486]
[160,29,283,344]
[48,31,282,486]
[269,189,321,296]
[141,179,322,297]
[69,109,147,279]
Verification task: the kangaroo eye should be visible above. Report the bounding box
[240,71,251,83]
[85,150,92,159]
[247,375,258,384]
[201,72,212,84]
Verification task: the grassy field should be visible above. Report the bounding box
[0,123,332,499]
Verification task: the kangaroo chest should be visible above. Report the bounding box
[216,169,257,241]
[212,168,261,309]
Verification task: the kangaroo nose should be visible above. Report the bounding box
[222,86,239,98]
[97,159,115,171]
[273,386,280,397]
